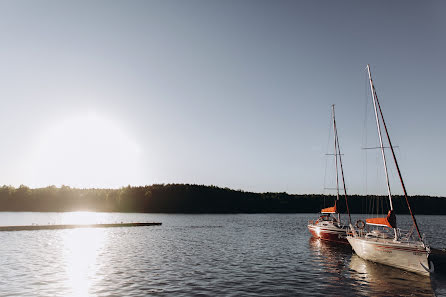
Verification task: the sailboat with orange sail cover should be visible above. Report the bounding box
[308,105,351,244]
[347,64,432,275]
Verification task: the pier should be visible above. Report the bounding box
[0,222,162,232]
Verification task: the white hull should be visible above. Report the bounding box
[347,235,430,276]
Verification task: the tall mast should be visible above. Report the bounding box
[367,65,394,209]
[367,65,398,240]
[332,105,341,223]
[368,65,423,241]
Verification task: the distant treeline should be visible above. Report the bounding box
[0,184,445,214]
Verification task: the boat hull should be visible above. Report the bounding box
[307,223,348,244]
[347,236,430,276]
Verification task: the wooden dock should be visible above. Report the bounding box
[0,222,162,232]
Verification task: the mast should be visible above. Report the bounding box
[334,114,351,224]
[332,105,341,223]
[367,65,398,240]
[368,65,423,241]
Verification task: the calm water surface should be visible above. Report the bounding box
[0,212,445,296]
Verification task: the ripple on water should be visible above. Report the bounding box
[0,213,443,296]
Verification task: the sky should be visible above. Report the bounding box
[0,0,445,195]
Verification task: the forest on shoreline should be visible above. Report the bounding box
[0,184,445,214]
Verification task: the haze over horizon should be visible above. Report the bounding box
[0,1,445,196]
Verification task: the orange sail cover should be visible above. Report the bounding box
[321,201,337,214]
[366,210,396,228]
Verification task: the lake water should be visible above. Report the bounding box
[0,212,445,296]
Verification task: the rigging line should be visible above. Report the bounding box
[362,71,370,210]
[375,153,382,216]
[363,71,372,216]
[367,66,398,240]
[332,105,340,203]
[362,146,399,150]
[374,84,423,241]
[323,152,329,196]
[323,106,333,197]
[333,107,351,224]
[322,155,328,210]
[368,67,393,211]
[381,193,384,216]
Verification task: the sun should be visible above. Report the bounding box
[27,112,144,188]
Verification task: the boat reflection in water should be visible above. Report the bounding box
[349,254,435,297]
[308,237,351,266]
[308,237,356,296]
[309,237,437,297]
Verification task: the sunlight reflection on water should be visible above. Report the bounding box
[62,229,107,297]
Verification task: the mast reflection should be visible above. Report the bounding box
[308,237,352,294]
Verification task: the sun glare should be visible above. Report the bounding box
[27,112,144,188]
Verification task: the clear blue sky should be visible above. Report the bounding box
[0,0,445,195]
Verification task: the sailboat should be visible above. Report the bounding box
[347,64,432,275]
[308,105,351,244]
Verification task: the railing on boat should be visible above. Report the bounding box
[349,225,426,245]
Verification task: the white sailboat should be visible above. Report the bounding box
[347,64,433,276]
[308,105,352,244]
